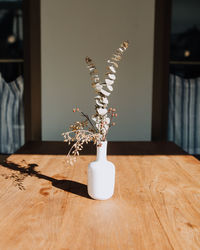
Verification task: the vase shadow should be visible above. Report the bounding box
[52,179,91,199]
[0,160,91,199]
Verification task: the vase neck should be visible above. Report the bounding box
[96,141,107,161]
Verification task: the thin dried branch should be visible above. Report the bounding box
[62,129,102,165]
[80,111,98,133]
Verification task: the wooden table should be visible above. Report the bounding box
[0,142,200,249]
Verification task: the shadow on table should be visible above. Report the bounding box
[53,179,90,199]
[0,160,91,199]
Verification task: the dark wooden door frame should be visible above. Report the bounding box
[151,0,172,141]
[23,0,41,142]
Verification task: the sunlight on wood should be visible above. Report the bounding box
[0,154,199,249]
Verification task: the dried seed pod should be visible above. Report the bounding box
[89,68,98,74]
[96,99,104,107]
[104,124,109,131]
[89,67,95,72]
[107,60,118,68]
[93,84,102,91]
[92,77,100,83]
[101,97,108,104]
[92,116,97,122]
[105,79,114,85]
[117,48,124,53]
[100,89,110,96]
[108,65,116,73]
[107,85,113,91]
[97,108,107,116]
[107,74,116,80]
[121,40,129,49]
[112,54,122,61]
[105,117,110,124]
[96,123,101,130]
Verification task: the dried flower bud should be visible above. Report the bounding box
[112,113,115,117]
[85,56,92,64]
[112,122,116,126]
[112,108,116,112]
[115,113,118,117]
[73,108,76,112]
[76,108,80,112]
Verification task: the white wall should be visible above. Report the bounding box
[41,0,155,141]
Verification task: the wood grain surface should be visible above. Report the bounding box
[0,154,199,250]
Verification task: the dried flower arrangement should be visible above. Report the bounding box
[62,41,129,165]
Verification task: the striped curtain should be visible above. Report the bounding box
[168,74,200,154]
[0,74,24,153]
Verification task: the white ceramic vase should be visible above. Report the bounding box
[87,141,115,200]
